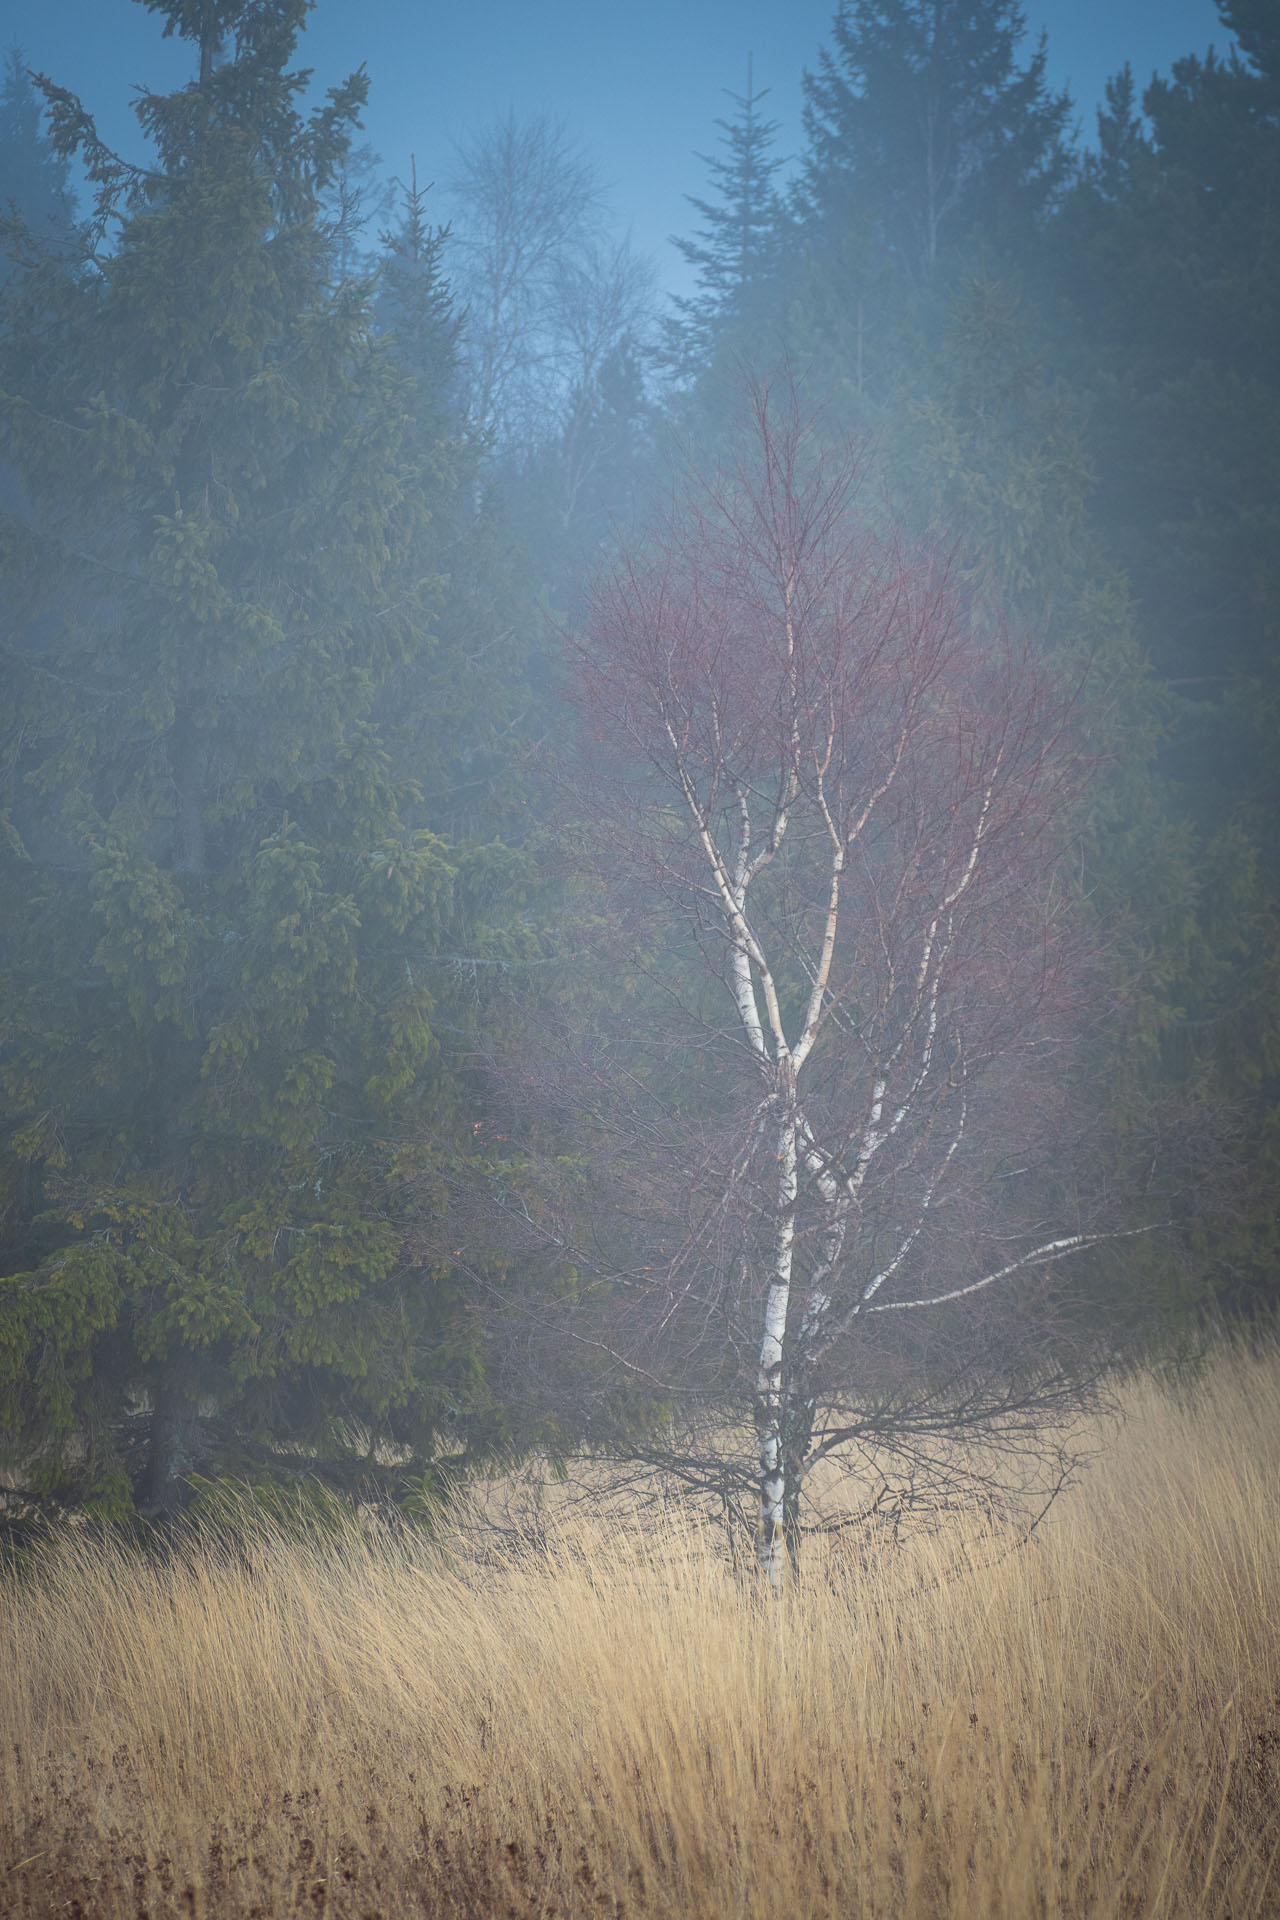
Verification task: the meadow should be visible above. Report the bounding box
[2,1337,1278,1918]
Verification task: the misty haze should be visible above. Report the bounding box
[0,1,1276,1914]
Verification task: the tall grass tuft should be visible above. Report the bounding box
[3,1335,1278,1917]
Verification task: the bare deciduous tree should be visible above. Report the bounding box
[458,384,1158,1583]
[447,111,653,464]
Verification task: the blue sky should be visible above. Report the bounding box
[10,0,1230,291]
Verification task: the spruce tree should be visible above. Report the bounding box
[376,159,460,432]
[1042,2,1280,1305]
[666,57,786,370]
[738,0,1075,444]
[801,0,1073,285]
[0,0,518,1519]
[0,46,77,270]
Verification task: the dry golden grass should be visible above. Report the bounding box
[3,1337,1278,1919]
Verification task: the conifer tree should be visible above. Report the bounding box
[1043,1,1280,1305]
[709,1,1074,441]
[801,0,1073,285]
[0,0,518,1518]
[376,159,460,437]
[0,46,77,269]
[667,57,786,369]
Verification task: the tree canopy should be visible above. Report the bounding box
[0,0,529,1519]
[0,0,1272,1536]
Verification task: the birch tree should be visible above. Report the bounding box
[447,112,653,463]
[486,384,1152,1584]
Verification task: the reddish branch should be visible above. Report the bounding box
[462,382,1159,1580]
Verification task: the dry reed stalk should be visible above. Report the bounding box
[2,1336,1277,1918]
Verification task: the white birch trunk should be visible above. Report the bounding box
[756,1091,797,1587]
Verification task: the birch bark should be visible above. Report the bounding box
[756,1093,797,1585]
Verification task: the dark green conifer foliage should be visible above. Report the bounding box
[667,57,787,370]
[0,46,77,269]
[898,282,1201,1265]
[0,0,515,1518]
[1056,14,1278,712]
[376,160,460,438]
[1043,1,1280,1305]
[708,0,1074,452]
[801,0,1073,285]
[368,167,547,842]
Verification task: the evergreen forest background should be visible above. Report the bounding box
[1,0,1276,1526]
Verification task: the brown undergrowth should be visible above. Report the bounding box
[3,1336,1278,1918]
